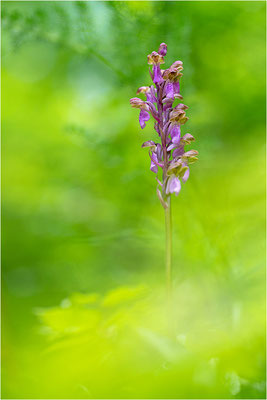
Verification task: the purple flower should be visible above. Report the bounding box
[165,81,174,99]
[169,123,181,145]
[149,151,163,174]
[153,64,163,84]
[139,109,150,129]
[130,43,198,204]
[147,51,165,84]
[150,158,158,173]
[173,81,180,97]
[180,133,195,145]
[141,140,157,150]
[182,166,190,183]
[130,98,151,129]
[172,145,184,158]
[166,175,181,196]
[130,97,149,110]
[137,86,157,103]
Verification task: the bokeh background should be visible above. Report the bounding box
[1,1,266,399]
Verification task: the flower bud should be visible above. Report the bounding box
[147,51,165,65]
[182,150,199,164]
[162,97,174,104]
[180,133,195,145]
[174,93,183,100]
[174,103,189,110]
[137,86,150,94]
[130,97,149,111]
[183,150,199,157]
[171,60,183,69]
[141,140,157,151]
[158,43,167,56]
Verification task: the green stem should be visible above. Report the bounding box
[165,196,172,302]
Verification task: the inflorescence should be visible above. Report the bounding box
[130,43,198,208]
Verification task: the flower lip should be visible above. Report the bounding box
[166,175,181,196]
[147,51,165,65]
[169,123,181,144]
[139,109,150,129]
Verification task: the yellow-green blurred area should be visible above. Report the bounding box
[1,1,266,399]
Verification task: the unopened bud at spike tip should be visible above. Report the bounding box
[158,43,167,56]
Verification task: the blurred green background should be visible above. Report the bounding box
[1,1,266,399]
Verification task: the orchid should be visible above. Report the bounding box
[130,43,199,301]
[130,43,198,202]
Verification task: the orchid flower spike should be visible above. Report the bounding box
[130,43,198,206]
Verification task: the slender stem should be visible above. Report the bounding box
[164,196,172,302]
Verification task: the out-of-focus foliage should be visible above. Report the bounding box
[1,1,266,399]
